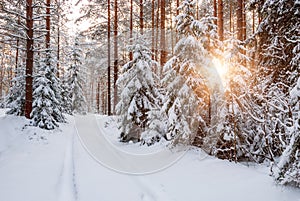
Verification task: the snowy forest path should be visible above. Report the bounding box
[74,114,186,175]
[57,125,78,201]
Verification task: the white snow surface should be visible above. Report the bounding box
[0,109,300,201]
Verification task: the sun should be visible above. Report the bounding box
[212,57,228,85]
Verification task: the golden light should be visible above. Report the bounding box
[212,57,229,86]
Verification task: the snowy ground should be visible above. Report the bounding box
[0,109,300,201]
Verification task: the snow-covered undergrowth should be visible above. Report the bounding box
[98,115,169,154]
[0,109,300,201]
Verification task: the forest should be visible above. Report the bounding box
[0,0,299,188]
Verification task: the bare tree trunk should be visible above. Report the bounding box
[170,0,174,55]
[46,0,51,49]
[155,0,160,61]
[229,0,232,32]
[237,0,243,41]
[113,0,118,114]
[96,80,100,113]
[25,0,34,118]
[160,0,167,72]
[107,0,112,116]
[15,15,20,71]
[213,0,217,25]
[242,0,246,40]
[56,0,60,78]
[140,0,143,34]
[176,0,179,43]
[129,0,133,60]
[217,0,224,41]
[196,0,199,20]
[151,0,155,60]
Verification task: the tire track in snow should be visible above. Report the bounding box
[57,127,78,201]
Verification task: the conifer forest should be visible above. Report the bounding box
[0,0,299,191]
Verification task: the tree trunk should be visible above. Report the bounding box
[107,0,112,116]
[237,0,243,41]
[229,0,232,32]
[217,0,224,41]
[113,0,118,114]
[170,0,174,55]
[160,0,167,72]
[15,15,20,70]
[242,0,246,40]
[213,0,217,25]
[140,0,143,34]
[129,0,133,60]
[56,0,60,78]
[155,0,160,61]
[96,80,100,113]
[151,0,155,60]
[46,0,51,49]
[25,0,34,118]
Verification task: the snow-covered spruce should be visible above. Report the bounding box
[161,0,216,147]
[61,78,73,115]
[272,77,300,187]
[162,0,216,146]
[31,52,65,130]
[6,65,26,116]
[116,36,161,144]
[67,38,87,115]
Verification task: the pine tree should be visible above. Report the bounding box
[6,65,26,116]
[68,38,87,115]
[61,77,72,115]
[273,77,300,187]
[31,50,65,129]
[116,36,160,143]
[257,0,299,90]
[162,0,217,146]
[31,61,58,129]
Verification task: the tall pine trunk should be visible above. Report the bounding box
[217,0,224,41]
[140,0,143,34]
[213,0,217,25]
[56,0,60,78]
[113,0,118,114]
[155,0,160,61]
[242,0,246,41]
[46,0,51,49]
[24,0,34,118]
[160,0,167,72]
[129,0,133,60]
[151,0,155,60]
[237,0,243,41]
[107,0,112,115]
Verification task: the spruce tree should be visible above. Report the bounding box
[273,77,300,187]
[68,38,87,115]
[162,0,217,146]
[116,36,160,143]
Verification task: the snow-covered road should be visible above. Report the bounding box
[1,111,300,201]
[75,114,186,174]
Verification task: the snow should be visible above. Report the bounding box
[1,109,300,201]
